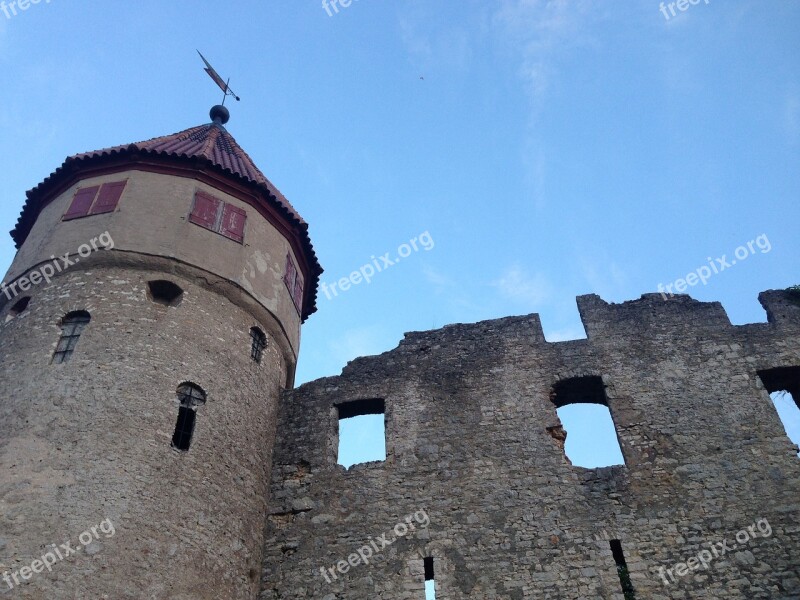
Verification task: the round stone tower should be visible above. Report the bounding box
[0,107,321,599]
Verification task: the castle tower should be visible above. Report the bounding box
[0,106,321,599]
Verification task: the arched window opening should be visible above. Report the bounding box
[250,327,267,363]
[172,383,207,452]
[5,296,31,322]
[758,367,800,457]
[550,376,625,468]
[52,310,91,364]
[147,280,184,306]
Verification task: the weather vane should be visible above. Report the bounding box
[197,50,241,105]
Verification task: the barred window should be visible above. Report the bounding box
[172,383,207,452]
[250,327,267,363]
[52,310,91,364]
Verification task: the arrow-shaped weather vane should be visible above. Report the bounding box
[197,50,241,105]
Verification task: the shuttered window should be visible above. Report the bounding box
[90,181,127,215]
[189,191,222,230]
[284,253,304,314]
[63,181,127,221]
[220,203,247,243]
[188,190,247,244]
[293,274,304,311]
[63,186,100,220]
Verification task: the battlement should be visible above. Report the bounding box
[260,289,800,599]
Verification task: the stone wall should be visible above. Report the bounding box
[0,262,287,599]
[261,291,800,599]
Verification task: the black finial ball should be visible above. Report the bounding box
[210,105,230,125]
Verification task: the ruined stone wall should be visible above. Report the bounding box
[0,261,287,599]
[261,291,800,599]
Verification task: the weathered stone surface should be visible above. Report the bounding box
[261,291,800,599]
[0,264,290,599]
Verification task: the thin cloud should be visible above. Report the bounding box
[327,326,388,371]
[579,253,629,301]
[492,264,553,308]
[491,0,594,113]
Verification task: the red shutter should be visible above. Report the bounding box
[90,181,127,215]
[283,254,297,289]
[220,203,247,243]
[292,273,304,312]
[189,191,222,231]
[63,186,100,221]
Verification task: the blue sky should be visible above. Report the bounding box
[1,1,799,473]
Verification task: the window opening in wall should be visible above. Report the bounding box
[63,180,127,221]
[172,383,207,451]
[610,540,636,600]
[283,253,304,314]
[336,398,386,467]
[52,310,91,364]
[758,367,800,457]
[147,280,184,306]
[5,296,31,322]
[250,327,267,363]
[550,376,624,468]
[188,190,247,243]
[424,556,436,599]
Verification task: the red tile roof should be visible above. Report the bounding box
[10,121,322,320]
[71,122,305,224]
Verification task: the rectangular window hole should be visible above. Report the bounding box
[336,399,386,467]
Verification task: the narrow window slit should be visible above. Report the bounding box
[250,327,267,363]
[424,556,436,599]
[171,383,206,452]
[610,540,636,599]
[52,310,91,364]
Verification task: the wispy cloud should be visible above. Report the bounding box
[327,326,388,370]
[491,0,594,113]
[490,1,595,213]
[398,4,473,74]
[492,264,553,308]
[578,252,629,301]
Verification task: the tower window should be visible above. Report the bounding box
[188,190,247,243]
[336,398,386,467]
[172,383,207,451]
[52,310,91,364]
[549,376,625,468]
[283,253,304,314]
[250,327,267,363]
[62,180,127,220]
[5,296,31,322]
[147,280,184,306]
